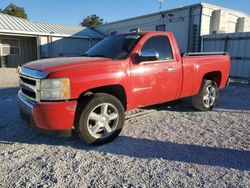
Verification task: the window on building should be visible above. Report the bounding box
[1,39,20,55]
[155,24,166,31]
[111,31,117,35]
[141,35,173,60]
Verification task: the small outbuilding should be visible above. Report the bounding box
[0,13,104,67]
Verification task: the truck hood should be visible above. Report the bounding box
[23,57,112,73]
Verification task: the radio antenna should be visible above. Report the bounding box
[158,0,166,18]
[158,0,165,12]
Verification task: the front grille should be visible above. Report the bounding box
[19,75,40,101]
[20,76,36,86]
[18,67,48,102]
[21,88,36,99]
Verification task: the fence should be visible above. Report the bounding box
[202,32,250,78]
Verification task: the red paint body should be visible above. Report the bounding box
[33,101,77,130]
[24,32,231,131]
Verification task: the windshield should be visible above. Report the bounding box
[84,34,141,60]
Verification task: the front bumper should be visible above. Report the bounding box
[18,90,77,137]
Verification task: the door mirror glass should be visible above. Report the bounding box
[137,50,159,63]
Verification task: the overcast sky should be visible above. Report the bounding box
[0,0,250,25]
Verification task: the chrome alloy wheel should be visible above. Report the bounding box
[203,85,217,108]
[87,103,119,139]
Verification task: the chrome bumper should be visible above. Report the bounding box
[18,90,35,114]
[226,78,230,86]
[18,90,36,126]
[17,90,72,137]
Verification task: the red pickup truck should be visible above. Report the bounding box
[18,32,230,145]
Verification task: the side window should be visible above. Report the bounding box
[155,25,166,31]
[1,39,20,55]
[141,36,173,60]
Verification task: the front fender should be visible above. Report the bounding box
[48,60,132,107]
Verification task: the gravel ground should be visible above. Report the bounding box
[0,68,249,187]
[0,68,19,88]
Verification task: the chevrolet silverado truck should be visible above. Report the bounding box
[18,32,230,145]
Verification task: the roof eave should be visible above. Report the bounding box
[0,29,104,39]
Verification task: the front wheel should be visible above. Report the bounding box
[192,80,219,111]
[76,93,125,145]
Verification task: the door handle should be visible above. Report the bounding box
[165,66,176,72]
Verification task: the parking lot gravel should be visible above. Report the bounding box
[0,68,19,89]
[0,68,249,187]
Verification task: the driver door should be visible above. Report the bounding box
[130,35,181,108]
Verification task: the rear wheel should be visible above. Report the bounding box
[192,80,219,111]
[76,93,125,145]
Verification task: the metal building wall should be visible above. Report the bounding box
[95,3,250,53]
[39,36,101,58]
[0,35,37,67]
[200,4,250,35]
[94,5,202,53]
[202,32,250,78]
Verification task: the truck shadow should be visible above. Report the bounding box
[0,87,249,172]
[90,136,250,171]
[1,126,250,172]
[142,84,250,113]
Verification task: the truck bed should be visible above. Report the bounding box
[179,53,231,99]
[183,52,228,57]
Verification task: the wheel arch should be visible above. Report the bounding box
[77,84,127,111]
[202,71,222,87]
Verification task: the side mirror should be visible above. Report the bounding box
[136,50,159,63]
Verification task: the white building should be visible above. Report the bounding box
[0,13,104,67]
[94,3,250,53]
[1,2,250,76]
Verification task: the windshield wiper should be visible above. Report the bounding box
[88,54,110,58]
[81,53,112,59]
[81,53,89,57]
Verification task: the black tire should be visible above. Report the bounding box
[75,93,125,145]
[192,79,219,111]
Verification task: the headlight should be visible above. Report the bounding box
[40,78,71,101]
